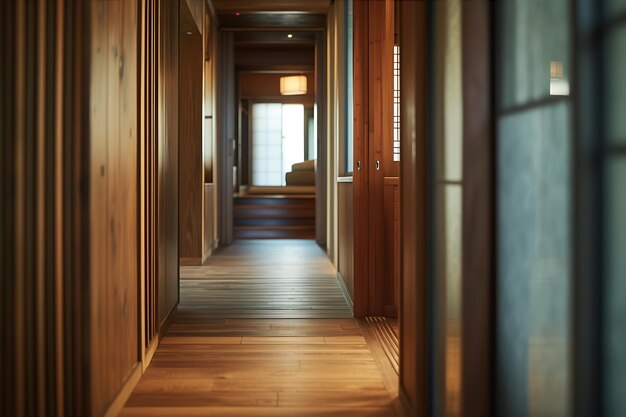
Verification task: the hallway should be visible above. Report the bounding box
[178,240,352,318]
[121,241,399,416]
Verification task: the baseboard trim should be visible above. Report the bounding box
[102,362,142,417]
[159,302,178,340]
[180,257,202,266]
[336,272,354,310]
[142,336,159,372]
[201,239,219,265]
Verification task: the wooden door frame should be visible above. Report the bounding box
[398,1,429,414]
[396,1,495,415]
[352,0,395,318]
[216,30,235,245]
[460,1,494,416]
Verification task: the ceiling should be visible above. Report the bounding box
[212,0,329,39]
[211,0,331,14]
[211,0,326,70]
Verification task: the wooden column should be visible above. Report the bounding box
[399,0,429,415]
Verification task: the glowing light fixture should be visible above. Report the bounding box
[280,75,307,96]
[287,33,293,38]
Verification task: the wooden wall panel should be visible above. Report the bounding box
[352,0,369,317]
[384,179,400,317]
[89,1,140,414]
[204,184,215,262]
[178,28,204,263]
[203,8,218,252]
[461,2,493,416]
[352,0,395,317]
[158,0,180,326]
[337,182,354,302]
[1,1,94,414]
[399,1,429,415]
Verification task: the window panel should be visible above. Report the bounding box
[606,25,626,144]
[496,102,571,417]
[604,157,626,417]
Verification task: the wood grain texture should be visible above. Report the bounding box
[89,1,140,414]
[352,0,370,317]
[461,2,493,416]
[338,182,354,302]
[179,26,204,261]
[158,0,181,327]
[384,181,400,317]
[353,0,396,318]
[178,240,351,318]
[399,1,429,415]
[234,196,316,239]
[122,316,399,415]
[121,240,400,415]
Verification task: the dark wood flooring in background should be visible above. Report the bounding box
[121,240,400,416]
[177,240,352,318]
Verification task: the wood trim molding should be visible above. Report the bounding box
[336,272,354,309]
[461,1,493,416]
[384,176,399,186]
[180,257,203,266]
[399,0,429,416]
[102,363,142,417]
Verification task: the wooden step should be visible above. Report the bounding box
[234,225,315,239]
[234,205,315,219]
[233,195,316,239]
[234,217,315,227]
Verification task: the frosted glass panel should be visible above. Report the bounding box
[604,157,626,417]
[497,102,571,417]
[606,25,626,144]
[251,103,305,186]
[498,1,570,108]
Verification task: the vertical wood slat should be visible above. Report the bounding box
[352,0,370,317]
[399,0,429,415]
[54,0,65,414]
[3,1,88,415]
[140,0,159,366]
[15,0,27,414]
[36,2,46,414]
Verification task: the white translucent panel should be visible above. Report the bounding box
[443,0,463,182]
[253,145,266,158]
[267,103,282,119]
[496,102,571,417]
[267,172,282,185]
[253,158,267,172]
[252,103,267,119]
[253,118,267,133]
[251,103,305,186]
[606,25,626,143]
[267,145,282,158]
[282,104,305,180]
[498,1,569,108]
[604,157,626,417]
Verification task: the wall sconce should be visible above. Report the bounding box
[280,75,307,96]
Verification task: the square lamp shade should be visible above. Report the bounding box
[280,75,307,96]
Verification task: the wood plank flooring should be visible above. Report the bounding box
[121,240,400,416]
[178,240,352,318]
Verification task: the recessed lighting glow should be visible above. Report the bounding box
[287,33,293,38]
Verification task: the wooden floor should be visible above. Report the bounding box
[121,240,401,416]
[177,240,353,318]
